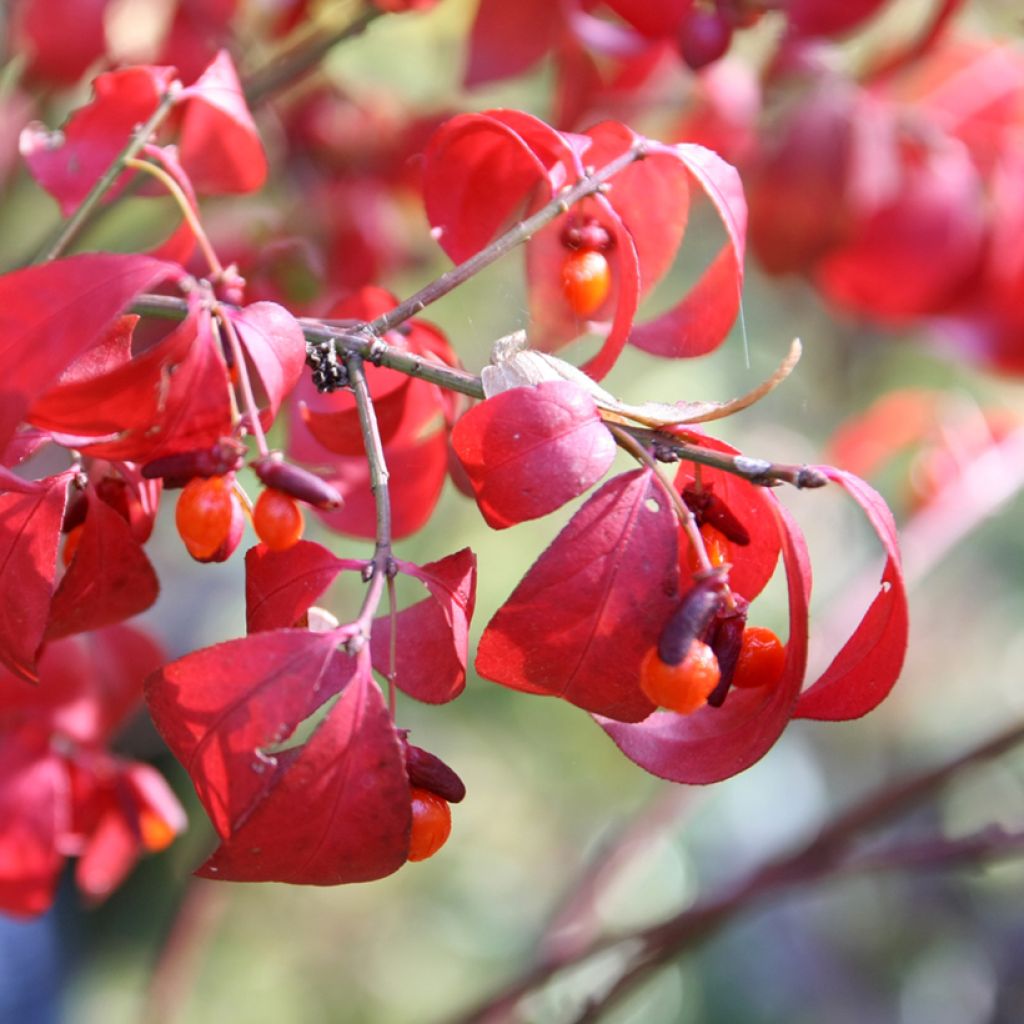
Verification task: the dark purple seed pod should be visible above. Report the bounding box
[704,602,748,708]
[682,484,751,546]
[142,440,246,484]
[61,489,88,533]
[251,455,342,510]
[657,573,727,666]
[404,743,466,804]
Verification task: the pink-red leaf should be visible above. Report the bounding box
[195,658,410,884]
[229,302,307,426]
[299,369,412,456]
[245,541,360,634]
[44,488,159,642]
[628,143,747,358]
[794,468,908,721]
[476,468,678,722]
[423,111,572,263]
[599,496,812,783]
[0,734,64,918]
[0,253,179,455]
[451,382,616,529]
[0,473,69,681]
[14,0,112,86]
[146,629,356,839]
[464,0,565,87]
[370,549,477,704]
[74,301,233,462]
[178,50,267,194]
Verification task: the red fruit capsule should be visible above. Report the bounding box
[408,787,452,862]
[561,249,611,317]
[253,488,304,551]
[640,640,721,715]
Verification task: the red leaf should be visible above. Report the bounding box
[815,138,985,321]
[28,315,145,436]
[146,629,356,839]
[20,66,176,214]
[598,496,812,783]
[0,253,179,456]
[577,122,692,295]
[794,468,908,721]
[370,549,477,704]
[464,0,566,87]
[195,658,410,884]
[74,300,233,462]
[14,0,112,86]
[423,111,574,264]
[0,625,164,747]
[229,302,307,425]
[451,382,616,529]
[0,473,69,681]
[299,369,412,456]
[44,488,159,642]
[628,143,747,358]
[178,50,267,194]
[313,426,449,540]
[476,469,679,722]
[245,541,360,633]
[0,734,64,918]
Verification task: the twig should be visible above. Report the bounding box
[639,427,829,489]
[124,157,223,278]
[133,295,825,496]
[448,716,1024,1024]
[36,86,180,263]
[344,353,394,644]
[243,6,383,105]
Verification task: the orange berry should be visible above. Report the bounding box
[175,476,241,561]
[62,523,85,567]
[408,787,452,862]
[253,488,304,551]
[731,626,786,690]
[639,640,721,714]
[561,248,611,317]
[139,809,177,852]
[684,523,730,576]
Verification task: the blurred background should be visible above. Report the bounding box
[3,0,1024,1022]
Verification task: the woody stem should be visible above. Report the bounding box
[35,85,180,263]
[134,292,829,494]
[345,354,394,645]
[362,143,648,337]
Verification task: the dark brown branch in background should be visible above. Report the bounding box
[243,6,383,105]
[448,717,1024,1024]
